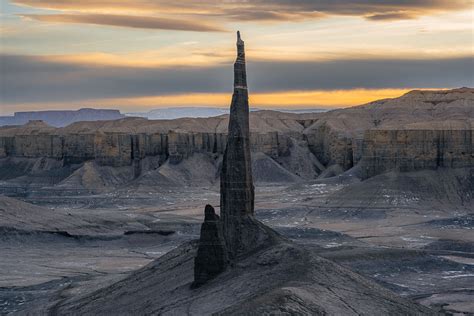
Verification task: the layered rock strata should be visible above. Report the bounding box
[0,126,297,169]
[0,90,471,181]
[359,129,473,178]
[304,88,473,172]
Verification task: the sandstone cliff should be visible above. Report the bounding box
[0,88,472,188]
[305,88,473,172]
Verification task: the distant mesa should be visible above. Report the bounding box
[0,107,330,128]
[126,107,230,120]
[126,107,328,120]
[0,108,124,127]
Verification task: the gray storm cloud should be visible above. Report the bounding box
[1,54,472,104]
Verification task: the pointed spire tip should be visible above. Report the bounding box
[237,31,244,45]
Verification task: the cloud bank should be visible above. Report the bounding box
[2,54,472,104]
[22,13,227,32]
[14,0,472,25]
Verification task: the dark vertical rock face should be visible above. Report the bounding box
[220,31,262,260]
[359,129,474,178]
[193,205,227,288]
[131,135,141,178]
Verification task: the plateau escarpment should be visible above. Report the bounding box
[0,113,322,191]
[360,129,472,178]
[0,89,472,190]
[0,113,307,166]
[0,108,124,127]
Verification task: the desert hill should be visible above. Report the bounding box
[53,237,432,315]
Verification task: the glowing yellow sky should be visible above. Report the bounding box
[2,89,419,113]
[86,89,418,109]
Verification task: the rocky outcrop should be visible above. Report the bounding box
[305,122,354,169]
[194,32,271,285]
[54,238,434,315]
[219,31,267,260]
[192,205,227,288]
[304,88,473,172]
[359,129,473,178]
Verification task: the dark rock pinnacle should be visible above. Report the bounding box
[192,205,227,288]
[220,31,263,260]
[194,31,271,287]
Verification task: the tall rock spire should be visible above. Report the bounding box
[220,31,258,259]
[194,32,269,287]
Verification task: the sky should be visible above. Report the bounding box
[0,0,473,115]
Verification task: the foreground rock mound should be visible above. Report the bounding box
[193,205,227,288]
[53,239,433,315]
